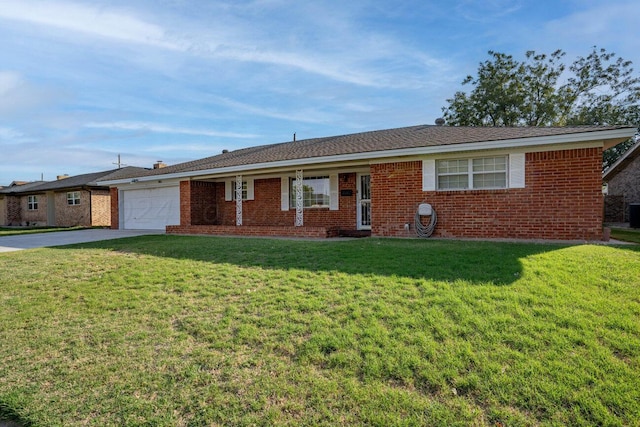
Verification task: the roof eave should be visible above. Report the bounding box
[603,139,640,180]
[99,127,637,185]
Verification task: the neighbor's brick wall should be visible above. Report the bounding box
[54,190,92,227]
[5,195,21,225]
[0,196,6,225]
[21,194,47,225]
[110,187,119,229]
[371,148,604,240]
[90,190,111,226]
[606,150,640,222]
[604,195,624,223]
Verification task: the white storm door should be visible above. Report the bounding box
[357,174,371,230]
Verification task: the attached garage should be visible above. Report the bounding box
[120,185,180,230]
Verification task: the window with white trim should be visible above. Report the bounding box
[290,176,330,208]
[224,178,254,201]
[232,181,248,200]
[27,195,38,210]
[437,156,507,190]
[67,191,81,205]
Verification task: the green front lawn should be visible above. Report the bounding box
[610,227,640,244]
[0,226,87,236]
[1,236,639,426]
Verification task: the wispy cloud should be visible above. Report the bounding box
[0,71,61,115]
[0,0,181,50]
[207,96,337,124]
[542,1,639,52]
[0,0,443,89]
[455,0,523,23]
[85,121,259,138]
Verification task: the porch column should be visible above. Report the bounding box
[179,180,192,226]
[295,169,303,226]
[235,174,243,226]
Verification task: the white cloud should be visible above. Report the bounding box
[84,121,259,138]
[543,2,639,52]
[0,0,182,50]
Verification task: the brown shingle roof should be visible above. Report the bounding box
[102,124,636,181]
[1,167,148,194]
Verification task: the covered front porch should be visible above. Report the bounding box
[173,168,372,237]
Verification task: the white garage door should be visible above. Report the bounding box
[122,186,180,230]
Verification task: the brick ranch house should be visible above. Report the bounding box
[0,167,146,227]
[98,125,637,240]
[603,139,640,223]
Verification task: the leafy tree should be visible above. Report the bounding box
[442,47,640,169]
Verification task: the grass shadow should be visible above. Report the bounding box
[55,235,597,285]
[0,401,29,427]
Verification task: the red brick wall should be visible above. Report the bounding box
[371,148,604,240]
[110,187,119,229]
[189,181,218,225]
[179,181,192,226]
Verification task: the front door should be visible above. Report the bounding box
[357,174,371,230]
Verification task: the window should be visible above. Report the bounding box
[437,156,507,190]
[424,154,524,192]
[27,195,38,210]
[290,176,330,208]
[224,178,254,201]
[232,181,247,201]
[437,159,469,190]
[67,191,81,205]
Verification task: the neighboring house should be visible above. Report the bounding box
[98,125,636,240]
[0,181,47,226]
[603,139,640,222]
[0,167,147,227]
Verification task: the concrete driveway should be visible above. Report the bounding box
[0,229,163,253]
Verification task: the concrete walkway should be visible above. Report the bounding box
[0,229,163,253]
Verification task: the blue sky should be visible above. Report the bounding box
[1,0,638,185]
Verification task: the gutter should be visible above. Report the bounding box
[98,127,637,186]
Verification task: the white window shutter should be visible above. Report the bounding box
[225,180,232,201]
[329,174,339,211]
[509,153,526,188]
[422,159,436,191]
[281,177,289,211]
[246,178,254,200]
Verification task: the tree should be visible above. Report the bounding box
[442,47,640,169]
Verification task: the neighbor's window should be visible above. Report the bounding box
[289,176,330,208]
[67,191,81,205]
[232,181,248,201]
[27,195,38,210]
[437,156,507,190]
